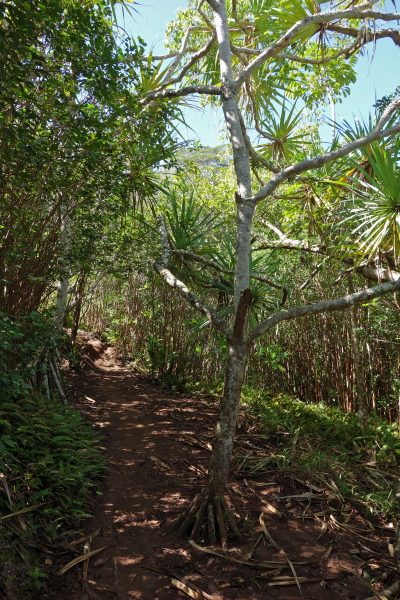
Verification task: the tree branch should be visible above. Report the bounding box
[355,265,400,284]
[163,27,192,83]
[251,98,400,203]
[253,225,400,284]
[153,216,229,336]
[198,0,215,30]
[231,35,363,64]
[273,34,363,65]
[229,44,259,56]
[253,234,326,255]
[327,23,400,46]
[150,33,217,94]
[248,278,400,342]
[142,84,222,104]
[235,4,398,89]
[147,22,400,62]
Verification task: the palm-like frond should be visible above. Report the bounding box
[209,240,282,327]
[139,58,171,93]
[339,139,400,264]
[165,190,220,253]
[255,101,310,163]
[254,0,320,45]
[108,0,141,24]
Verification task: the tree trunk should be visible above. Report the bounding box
[205,0,254,497]
[54,211,71,332]
[347,274,368,428]
[207,339,247,497]
[71,273,86,344]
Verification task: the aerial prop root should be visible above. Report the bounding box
[168,486,244,547]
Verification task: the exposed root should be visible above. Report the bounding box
[190,495,208,540]
[207,502,217,545]
[226,483,247,524]
[170,487,244,546]
[177,493,203,538]
[221,495,243,540]
[214,497,227,548]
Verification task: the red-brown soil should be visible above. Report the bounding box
[53,335,398,600]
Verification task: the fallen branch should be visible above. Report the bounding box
[189,540,308,569]
[57,546,107,576]
[171,578,215,600]
[259,513,301,591]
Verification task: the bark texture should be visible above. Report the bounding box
[207,340,248,497]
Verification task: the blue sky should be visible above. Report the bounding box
[121,1,400,146]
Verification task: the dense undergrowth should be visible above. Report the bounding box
[241,389,400,522]
[0,392,104,597]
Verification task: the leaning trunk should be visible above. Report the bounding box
[71,272,86,344]
[207,340,247,497]
[54,211,71,332]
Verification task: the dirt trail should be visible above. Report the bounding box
[55,336,394,600]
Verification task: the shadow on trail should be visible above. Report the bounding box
[54,337,369,600]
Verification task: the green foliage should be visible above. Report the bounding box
[0,391,104,594]
[242,390,400,519]
[0,395,103,526]
[0,311,55,401]
[255,101,309,164]
[163,0,359,111]
[0,0,180,316]
[145,334,179,376]
[253,343,289,372]
[27,568,48,591]
[374,85,400,113]
[338,138,400,264]
[254,0,320,45]
[165,189,221,254]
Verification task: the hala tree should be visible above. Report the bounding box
[141,0,400,544]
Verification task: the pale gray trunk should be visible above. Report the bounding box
[54,211,71,331]
[212,1,254,308]
[206,0,254,493]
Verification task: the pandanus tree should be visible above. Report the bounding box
[142,0,400,544]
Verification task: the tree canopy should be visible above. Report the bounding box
[0,0,179,315]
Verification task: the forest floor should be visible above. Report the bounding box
[52,334,399,600]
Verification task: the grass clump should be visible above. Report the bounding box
[0,393,104,598]
[241,388,400,521]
